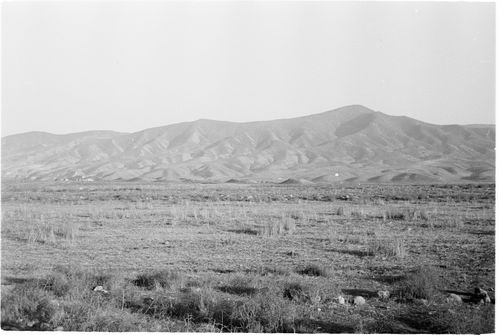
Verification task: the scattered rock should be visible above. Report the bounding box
[377,290,390,300]
[353,296,366,306]
[337,295,346,305]
[55,326,64,331]
[447,293,462,304]
[92,286,109,294]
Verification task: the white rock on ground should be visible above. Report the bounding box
[93,286,109,294]
[447,293,462,304]
[353,296,366,305]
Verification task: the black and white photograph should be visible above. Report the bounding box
[1,1,496,332]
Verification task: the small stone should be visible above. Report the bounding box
[416,298,428,305]
[378,290,390,300]
[93,285,109,294]
[353,296,366,306]
[55,326,64,331]
[447,293,462,304]
[337,295,345,305]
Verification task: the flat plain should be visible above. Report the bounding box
[1,181,495,332]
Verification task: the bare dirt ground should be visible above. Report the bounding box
[1,182,495,332]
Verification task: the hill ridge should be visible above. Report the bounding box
[2,105,495,183]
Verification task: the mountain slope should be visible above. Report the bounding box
[2,105,495,183]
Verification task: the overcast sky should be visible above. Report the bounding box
[2,1,495,136]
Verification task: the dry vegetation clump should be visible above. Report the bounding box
[397,265,440,301]
[1,266,300,332]
[360,304,495,334]
[258,216,296,237]
[296,264,329,277]
[26,216,80,245]
[132,269,180,290]
[256,266,291,277]
[383,207,429,221]
[217,275,257,296]
[368,237,407,258]
[281,280,319,304]
[230,292,297,332]
[1,182,495,333]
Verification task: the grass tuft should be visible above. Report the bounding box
[282,282,308,302]
[397,265,440,301]
[368,237,407,258]
[132,269,179,290]
[296,264,328,277]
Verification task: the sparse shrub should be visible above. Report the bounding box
[368,237,407,258]
[416,209,429,221]
[1,284,50,328]
[384,208,429,221]
[441,217,464,230]
[282,282,308,302]
[350,209,366,219]
[27,217,79,245]
[218,275,256,296]
[257,266,290,276]
[384,208,406,221]
[259,216,296,237]
[340,232,367,245]
[231,292,296,332]
[34,297,59,324]
[43,272,71,297]
[81,308,139,332]
[290,211,304,220]
[398,265,440,301]
[296,264,328,277]
[132,270,179,290]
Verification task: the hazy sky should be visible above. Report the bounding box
[2,1,495,136]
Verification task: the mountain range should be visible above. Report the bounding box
[1,105,495,183]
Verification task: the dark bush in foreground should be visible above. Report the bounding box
[132,269,179,289]
[397,265,440,301]
[282,282,307,302]
[296,264,328,277]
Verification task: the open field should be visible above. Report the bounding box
[1,182,495,332]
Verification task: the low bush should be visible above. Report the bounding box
[231,292,296,332]
[217,275,256,296]
[397,265,440,301]
[384,208,406,220]
[368,237,407,258]
[259,217,296,237]
[132,270,179,290]
[296,264,328,277]
[282,282,307,302]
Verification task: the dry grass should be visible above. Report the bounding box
[397,265,440,301]
[27,221,80,245]
[259,215,296,237]
[1,182,495,333]
[368,237,407,258]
